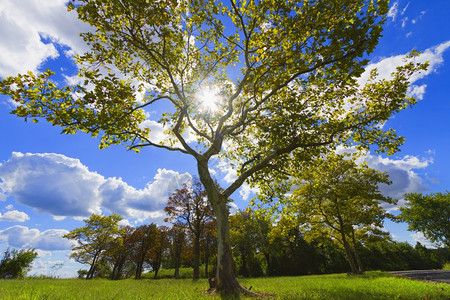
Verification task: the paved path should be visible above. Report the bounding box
[389,270,450,284]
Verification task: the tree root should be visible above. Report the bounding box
[205,283,274,298]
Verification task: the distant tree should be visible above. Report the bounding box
[63,213,123,279]
[230,209,270,277]
[130,223,158,279]
[167,223,186,279]
[398,192,450,247]
[201,219,217,278]
[0,248,38,279]
[287,154,395,274]
[147,226,169,279]
[104,225,134,280]
[165,178,214,279]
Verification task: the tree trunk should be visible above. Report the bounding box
[214,199,242,294]
[197,159,243,296]
[335,201,359,275]
[174,242,181,279]
[86,252,100,279]
[204,239,209,278]
[339,231,359,274]
[351,228,364,274]
[193,234,200,280]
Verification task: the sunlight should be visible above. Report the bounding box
[197,87,220,112]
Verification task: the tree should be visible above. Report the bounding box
[129,223,158,279]
[0,0,427,295]
[200,219,217,278]
[0,248,38,279]
[286,154,395,274]
[147,225,169,279]
[230,209,270,277]
[63,213,123,279]
[398,192,450,247]
[167,223,186,279]
[104,225,134,280]
[165,177,214,279]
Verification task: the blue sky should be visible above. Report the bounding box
[0,1,449,278]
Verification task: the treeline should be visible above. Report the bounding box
[66,210,448,280]
[65,171,449,280]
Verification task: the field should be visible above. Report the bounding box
[0,271,448,299]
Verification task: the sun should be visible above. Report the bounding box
[197,87,220,112]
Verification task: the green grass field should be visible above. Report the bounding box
[0,271,448,299]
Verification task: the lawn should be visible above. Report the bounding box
[0,271,448,299]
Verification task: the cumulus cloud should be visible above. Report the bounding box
[100,169,191,219]
[0,0,91,77]
[0,225,71,251]
[0,152,191,221]
[359,41,450,99]
[0,210,30,222]
[336,147,432,210]
[0,152,104,217]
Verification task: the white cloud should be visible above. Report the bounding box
[0,0,91,77]
[357,153,431,210]
[0,225,71,251]
[359,41,450,100]
[0,152,191,221]
[100,168,191,219]
[337,147,431,210]
[0,152,104,217]
[0,210,30,222]
[411,232,435,248]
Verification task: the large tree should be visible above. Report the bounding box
[286,154,395,274]
[0,0,427,295]
[63,213,123,279]
[398,192,450,247]
[165,177,214,279]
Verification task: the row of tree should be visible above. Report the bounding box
[65,161,448,280]
[66,207,448,281]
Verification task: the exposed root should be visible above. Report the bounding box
[204,284,274,299]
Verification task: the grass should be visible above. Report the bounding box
[0,271,447,299]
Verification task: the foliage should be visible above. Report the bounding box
[230,209,271,277]
[0,248,38,279]
[283,153,395,274]
[398,192,450,247]
[63,213,123,279]
[0,0,429,294]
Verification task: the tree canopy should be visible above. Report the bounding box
[63,213,123,279]
[0,0,428,295]
[283,153,395,274]
[398,192,450,248]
